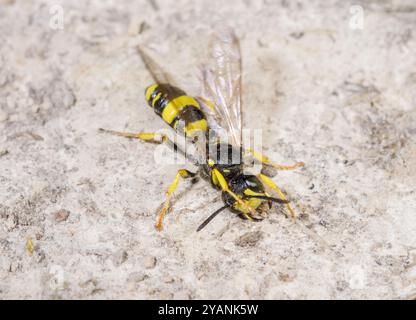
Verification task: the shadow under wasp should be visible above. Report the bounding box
[99,27,304,232]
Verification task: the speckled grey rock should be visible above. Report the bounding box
[0,0,415,299]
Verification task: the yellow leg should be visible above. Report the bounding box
[212,168,255,220]
[246,148,304,170]
[99,128,199,164]
[99,128,168,144]
[258,173,296,219]
[156,169,196,231]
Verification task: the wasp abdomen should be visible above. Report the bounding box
[145,83,207,136]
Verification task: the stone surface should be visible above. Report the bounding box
[0,0,416,299]
[143,256,157,269]
[54,209,70,223]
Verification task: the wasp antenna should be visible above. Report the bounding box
[197,205,229,232]
[248,195,289,204]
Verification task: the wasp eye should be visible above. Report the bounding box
[246,180,256,187]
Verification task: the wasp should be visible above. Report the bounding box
[100,28,304,232]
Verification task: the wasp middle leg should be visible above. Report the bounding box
[156,169,197,231]
[246,148,304,170]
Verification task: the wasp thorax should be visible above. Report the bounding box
[209,143,242,166]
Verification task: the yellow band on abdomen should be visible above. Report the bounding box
[161,95,200,124]
[145,84,159,102]
[185,119,208,135]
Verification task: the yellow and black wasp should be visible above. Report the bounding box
[100,28,304,232]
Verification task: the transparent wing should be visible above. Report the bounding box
[137,46,180,92]
[200,27,243,147]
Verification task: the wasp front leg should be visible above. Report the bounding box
[211,168,256,221]
[257,173,296,219]
[246,148,304,170]
[156,169,197,231]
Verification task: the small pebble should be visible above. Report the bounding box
[163,276,174,283]
[54,209,70,222]
[223,242,235,252]
[234,231,264,247]
[278,273,291,282]
[128,17,140,36]
[144,256,157,269]
[8,261,19,272]
[9,114,19,121]
[158,291,173,300]
[31,105,40,113]
[112,250,128,267]
[40,99,52,111]
[127,272,147,283]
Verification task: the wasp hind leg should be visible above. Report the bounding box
[99,128,199,165]
[156,169,197,231]
[246,148,304,170]
[257,173,297,219]
[98,128,169,144]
